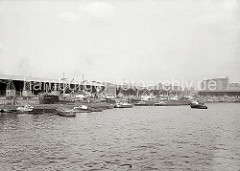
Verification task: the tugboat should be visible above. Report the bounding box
[190,100,207,109]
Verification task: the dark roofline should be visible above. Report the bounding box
[198,90,240,93]
[203,77,229,81]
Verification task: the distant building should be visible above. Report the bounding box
[228,83,240,90]
[0,74,106,98]
[155,82,163,90]
[162,84,182,91]
[184,87,195,92]
[201,77,229,91]
[171,85,182,91]
[103,82,117,98]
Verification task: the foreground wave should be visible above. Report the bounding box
[0,103,240,170]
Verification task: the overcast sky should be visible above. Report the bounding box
[0,0,239,86]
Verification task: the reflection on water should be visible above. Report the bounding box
[0,103,240,170]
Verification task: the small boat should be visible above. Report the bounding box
[108,104,115,109]
[79,105,88,110]
[1,109,17,113]
[56,108,76,117]
[24,105,34,109]
[73,105,92,113]
[89,107,103,112]
[190,101,207,109]
[16,105,34,112]
[154,101,167,106]
[73,105,88,110]
[115,102,133,108]
[134,101,147,106]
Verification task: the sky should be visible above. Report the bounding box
[0,0,239,86]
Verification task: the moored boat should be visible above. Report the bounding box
[115,102,133,108]
[16,105,34,112]
[24,105,34,109]
[134,101,147,106]
[73,105,92,113]
[154,101,167,106]
[56,108,76,117]
[89,107,103,112]
[1,109,17,113]
[73,105,88,110]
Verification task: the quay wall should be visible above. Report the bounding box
[197,90,240,102]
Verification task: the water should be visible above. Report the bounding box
[0,103,240,171]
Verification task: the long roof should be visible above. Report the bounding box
[198,90,240,93]
[0,74,105,86]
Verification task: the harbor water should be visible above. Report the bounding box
[0,103,240,171]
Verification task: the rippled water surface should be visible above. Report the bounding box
[1,103,240,171]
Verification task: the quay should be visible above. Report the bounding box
[0,102,115,115]
[0,74,240,115]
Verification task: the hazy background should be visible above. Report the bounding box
[0,0,239,85]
